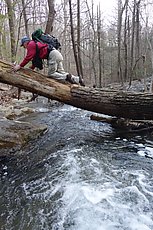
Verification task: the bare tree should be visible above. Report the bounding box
[135,0,141,76]
[77,0,83,78]
[123,2,128,82]
[97,4,102,87]
[117,0,128,85]
[129,0,136,86]
[45,0,55,34]
[21,0,29,36]
[1,0,153,89]
[85,0,97,85]
[5,0,16,62]
[68,0,80,76]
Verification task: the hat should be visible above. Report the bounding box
[20,36,30,46]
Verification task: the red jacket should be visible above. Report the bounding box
[20,40,48,69]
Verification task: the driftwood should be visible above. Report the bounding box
[1,59,153,120]
[91,114,153,133]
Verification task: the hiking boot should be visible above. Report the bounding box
[79,78,85,87]
[66,73,74,84]
[71,76,79,84]
[66,74,85,86]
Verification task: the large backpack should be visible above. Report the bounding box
[32,29,61,50]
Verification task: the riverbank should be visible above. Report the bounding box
[0,84,49,157]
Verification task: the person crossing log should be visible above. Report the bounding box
[1,59,153,120]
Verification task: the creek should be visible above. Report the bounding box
[0,102,153,230]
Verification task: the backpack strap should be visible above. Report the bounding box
[35,42,39,56]
[32,42,43,70]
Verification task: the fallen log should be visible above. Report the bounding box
[1,59,153,120]
[90,114,153,133]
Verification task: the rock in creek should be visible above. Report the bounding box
[0,118,47,157]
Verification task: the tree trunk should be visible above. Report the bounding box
[45,0,55,34]
[117,0,123,84]
[21,0,29,37]
[97,4,102,88]
[117,0,128,85]
[1,59,153,120]
[5,0,16,62]
[130,0,136,86]
[68,0,80,76]
[85,0,97,85]
[77,0,83,78]
[123,3,128,82]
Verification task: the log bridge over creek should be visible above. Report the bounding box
[1,59,153,132]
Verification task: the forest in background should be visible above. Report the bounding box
[0,0,153,88]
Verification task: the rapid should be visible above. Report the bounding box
[0,102,153,230]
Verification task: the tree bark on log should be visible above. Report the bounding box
[0,59,153,120]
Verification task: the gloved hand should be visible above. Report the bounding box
[13,64,21,71]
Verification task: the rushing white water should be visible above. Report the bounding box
[1,104,153,230]
[19,142,153,230]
